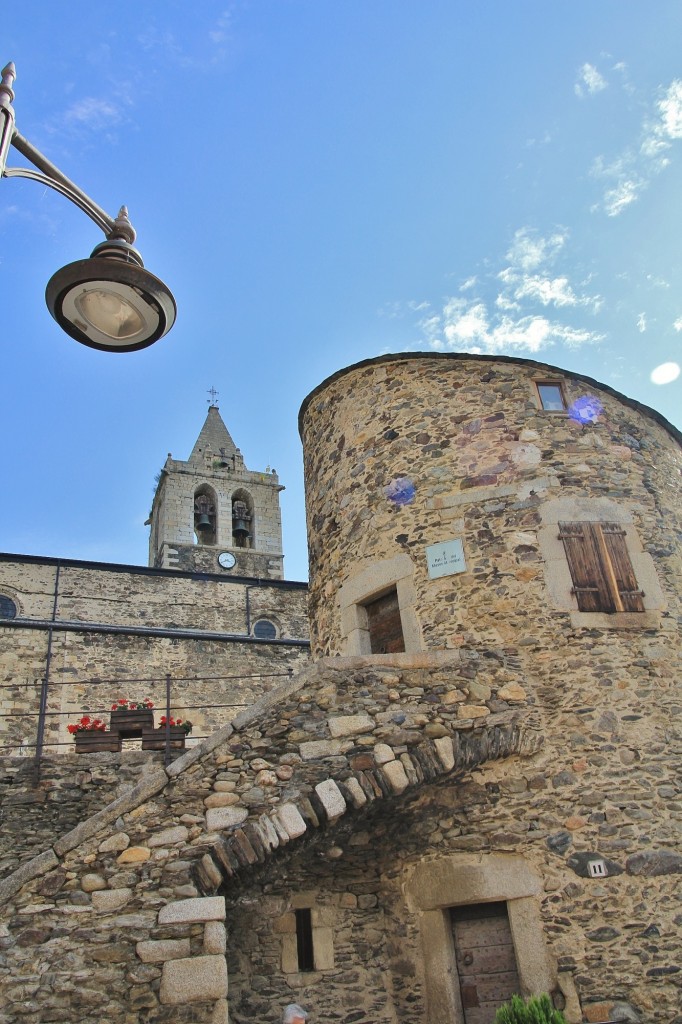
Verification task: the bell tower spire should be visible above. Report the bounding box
[147,399,285,578]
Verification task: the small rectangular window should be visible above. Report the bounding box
[295,908,314,971]
[535,381,566,412]
[558,521,645,613]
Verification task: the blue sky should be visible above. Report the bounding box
[1,1,681,582]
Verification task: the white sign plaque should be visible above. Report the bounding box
[426,537,467,580]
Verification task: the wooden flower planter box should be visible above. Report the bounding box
[110,709,154,738]
[141,726,187,751]
[74,732,122,753]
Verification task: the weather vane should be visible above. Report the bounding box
[207,386,219,408]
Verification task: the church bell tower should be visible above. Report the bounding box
[147,400,285,579]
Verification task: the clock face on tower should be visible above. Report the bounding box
[217,551,236,570]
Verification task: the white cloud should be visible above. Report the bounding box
[425,303,602,355]
[497,228,601,312]
[658,80,682,139]
[209,10,233,44]
[63,97,123,131]
[575,63,607,98]
[650,362,680,385]
[591,78,682,216]
[637,313,647,333]
[413,226,604,357]
[601,178,644,217]
[514,275,581,308]
[460,276,478,292]
[504,227,567,272]
[673,317,682,332]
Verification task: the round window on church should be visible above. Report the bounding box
[0,595,17,619]
[253,618,277,640]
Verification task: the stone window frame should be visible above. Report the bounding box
[276,894,335,976]
[538,497,665,629]
[404,853,578,1023]
[252,617,279,640]
[338,554,422,655]
[532,378,568,413]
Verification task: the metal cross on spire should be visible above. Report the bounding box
[207,386,219,408]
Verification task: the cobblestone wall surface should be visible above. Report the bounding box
[0,652,679,1024]
[0,556,309,755]
[299,353,682,658]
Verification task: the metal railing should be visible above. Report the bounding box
[0,668,294,768]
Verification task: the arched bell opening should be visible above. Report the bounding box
[231,489,254,549]
[193,485,217,546]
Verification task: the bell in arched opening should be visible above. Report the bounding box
[194,493,216,545]
[232,499,252,548]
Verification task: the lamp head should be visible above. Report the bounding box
[46,235,176,353]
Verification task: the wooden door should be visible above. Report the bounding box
[365,589,405,654]
[450,902,520,1024]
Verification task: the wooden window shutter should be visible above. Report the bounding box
[559,522,613,612]
[600,523,645,612]
[559,521,644,613]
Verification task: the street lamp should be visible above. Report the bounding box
[0,62,176,352]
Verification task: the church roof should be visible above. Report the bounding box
[189,406,241,464]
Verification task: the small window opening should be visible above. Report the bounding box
[295,908,314,971]
[253,618,277,640]
[535,381,566,411]
[0,595,17,619]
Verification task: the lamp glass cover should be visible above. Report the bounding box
[75,288,146,340]
[61,280,160,349]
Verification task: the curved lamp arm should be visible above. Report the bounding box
[0,63,132,242]
[0,60,176,353]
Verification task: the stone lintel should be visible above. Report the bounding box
[159,954,228,1004]
[158,896,226,926]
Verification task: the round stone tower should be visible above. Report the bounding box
[297,354,682,1021]
[299,353,681,659]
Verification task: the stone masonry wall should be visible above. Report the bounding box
[0,555,309,755]
[299,353,682,658]
[0,652,679,1023]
